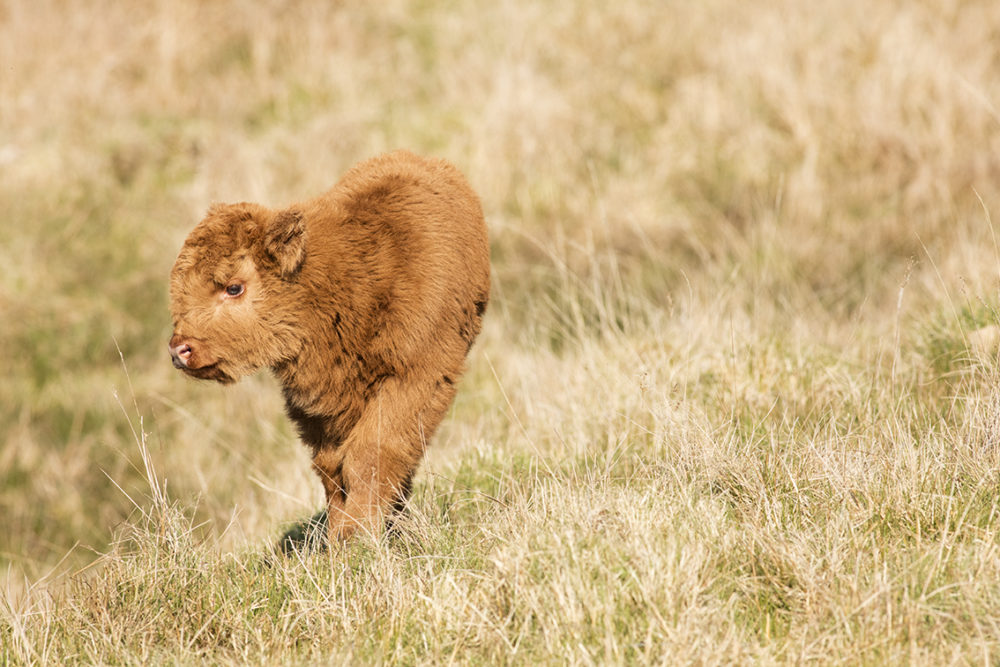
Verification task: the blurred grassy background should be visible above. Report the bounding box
[3,0,1000,659]
[3,0,999,572]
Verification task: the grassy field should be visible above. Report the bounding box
[4,0,1000,662]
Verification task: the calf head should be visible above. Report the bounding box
[168,202,306,384]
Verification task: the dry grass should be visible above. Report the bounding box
[4,0,1000,663]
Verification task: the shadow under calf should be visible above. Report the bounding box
[277,509,330,555]
[277,493,412,556]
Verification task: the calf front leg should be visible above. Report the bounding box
[314,373,456,542]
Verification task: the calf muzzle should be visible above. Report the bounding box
[168,336,193,369]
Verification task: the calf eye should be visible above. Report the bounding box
[225,284,245,297]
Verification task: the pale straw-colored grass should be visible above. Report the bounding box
[3,0,1000,662]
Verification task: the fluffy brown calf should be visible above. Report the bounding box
[168,150,489,543]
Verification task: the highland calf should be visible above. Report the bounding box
[168,151,490,543]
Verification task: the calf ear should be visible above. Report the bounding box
[265,209,306,278]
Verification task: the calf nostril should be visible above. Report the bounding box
[169,340,193,368]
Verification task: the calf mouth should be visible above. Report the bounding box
[181,361,235,384]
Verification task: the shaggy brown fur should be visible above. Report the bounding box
[168,150,490,542]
